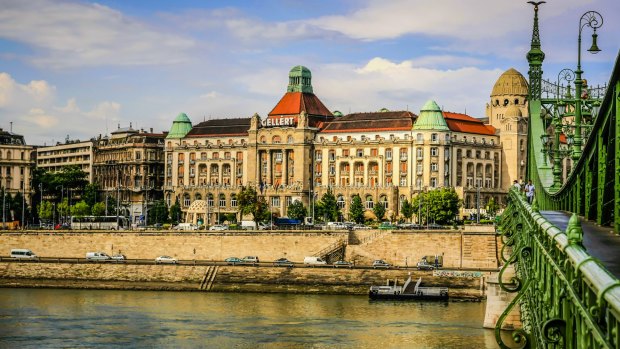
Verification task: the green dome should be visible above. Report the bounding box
[333,110,343,117]
[287,65,313,93]
[166,112,193,139]
[379,107,389,112]
[413,100,449,131]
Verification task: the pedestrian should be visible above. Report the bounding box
[525,180,535,204]
[512,180,521,191]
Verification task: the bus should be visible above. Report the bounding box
[70,216,130,230]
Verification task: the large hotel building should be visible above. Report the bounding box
[164,66,528,224]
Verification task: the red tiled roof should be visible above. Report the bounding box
[443,111,496,135]
[186,118,251,137]
[320,111,416,133]
[268,92,333,117]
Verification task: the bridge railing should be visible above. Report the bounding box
[495,188,620,348]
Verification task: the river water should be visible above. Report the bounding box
[0,288,497,348]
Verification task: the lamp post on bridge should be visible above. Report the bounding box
[572,11,603,161]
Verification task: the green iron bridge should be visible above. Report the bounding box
[494,3,620,348]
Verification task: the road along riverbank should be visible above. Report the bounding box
[0,262,487,299]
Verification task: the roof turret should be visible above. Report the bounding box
[491,68,528,97]
[166,112,193,139]
[413,100,449,131]
[287,65,313,93]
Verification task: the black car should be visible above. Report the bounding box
[273,258,294,267]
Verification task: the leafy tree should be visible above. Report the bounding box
[224,213,237,223]
[9,191,24,223]
[148,200,169,224]
[485,197,500,217]
[57,166,88,191]
[412,188,461,225]
[104,195,117,216]
[316,188,340,222]
[237,186,271,224]
[349,195,365,224]
[70,201,90,218]
[401,199,414,222]
[169,197,182,224]
[373,201,386,222]
[287,200,307,221]
[57,198,70,221]
[38,201,53,221]
[91,202,106,216]
[411,193,427,224]
[82,183,99,207]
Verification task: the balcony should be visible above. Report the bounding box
[178,160,184,165]
[190,160,196,164]
[315,171,322,177]
[315,156,322,162]
[368,170,378,175]
[400,155,408,161]
[354,170,364,176]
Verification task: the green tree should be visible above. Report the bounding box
[485,197,500,217]
[148,200,169,224]
[287,200,307,221]
[412,188,461,225]
[411,192,429,225]
[169,197,182,224]
[70,201,90,218]
[57,198,70,223]
[57,165,88,191]
[9,191,24,224]
[373,201,386,222]
[237,186,269,224]
[316,188,339,222]
[401,199,414,222]
[38,201,53,221]
[82,183,99,207]
[91,202,106,216]
[349,195,365,224]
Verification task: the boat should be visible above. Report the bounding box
[368,274,448,300]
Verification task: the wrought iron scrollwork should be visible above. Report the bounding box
[542,318,566,344]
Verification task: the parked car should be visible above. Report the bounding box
[10,249,38,259]
[155,256,178,264]
[428,223,444,230]
[333,260,353,268]
[85,252,111,261]
[225,257,243,265]
[372,259,391,269]
[417,259,435,271]
[353,224,370,230]
[326,222,347,230]
[111,254,126,261]
[241,256,260,265]
[273,258,294,267]
[303,256,327,265]
[209,224,229,231]
[378,222,397,230]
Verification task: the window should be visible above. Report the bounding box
[430,147,438,156]
[416,147,423,158]
[315,151,322,161]
[430,178,437,187]
[231,195,237,207]
[417,162,423,174]
[431,163,438,172]
[370,148,378,156]
[208,195,214,207]
[275,152,283,162]
[224,152,231,159]
[286,196,293,208]
[272,136,281,144]
[183,194,191,207]
[431,133,438,142]
[416,133,423,142]
[365,196,374,209]
[342,149,349,157]
[219,194,226,207]
[271,196,280,207]
[385,149,392,160]
[287,135,294,144]
[337,195,345,209]
[356,149,363,157]
[329,150,335,161]
[400,177,407,186]
[400,148,407,160]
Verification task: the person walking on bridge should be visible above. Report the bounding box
[525,180,535,204]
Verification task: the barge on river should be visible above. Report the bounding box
[369,274,448,300]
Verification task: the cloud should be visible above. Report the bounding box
[0,72,121,145]
[0,0,195,69]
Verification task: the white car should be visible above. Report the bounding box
[155,256,178,264]
[209,224,229,231]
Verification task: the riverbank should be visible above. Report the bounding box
[0,262,486,299]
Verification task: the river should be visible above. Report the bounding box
[0,288,497,348]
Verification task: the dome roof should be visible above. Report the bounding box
[491,68,528,97]
[333,110,343,117]
[289,65,312,78]
[166,112,193,139]
[413,100,449,131]
[187,200,207,213]
[505,105,522,117]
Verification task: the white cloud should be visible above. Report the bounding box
[0,72,122,145]
[0,0,195,68]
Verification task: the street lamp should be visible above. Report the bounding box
[56,185,63,223]
[572,11,603,161]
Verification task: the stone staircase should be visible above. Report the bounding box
[462,234,499,269]
[313,240,347,263]
[199,266,219,291]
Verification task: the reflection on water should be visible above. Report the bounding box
[0,288,497,348]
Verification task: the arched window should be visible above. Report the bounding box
[337,195,345,209]
[272,135,281,144]
[207,194,214,207]
[260,136,266,143]
[379,195,388,209]
[195,193,202,200]
[183,193,191,207]
[287,135,293,144]
[365,195,374,209]
[231,194,237,207]
[219,194,226,207]
[416,133,423,142]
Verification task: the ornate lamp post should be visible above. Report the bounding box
[572,11,603,161]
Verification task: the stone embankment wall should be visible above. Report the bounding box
[0,231,348,262]
[0,262,486,299]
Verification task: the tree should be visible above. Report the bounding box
[401,199,414,222]
[316,188,340,222]
[82,183,99,207]
[412,188,461,225]
[148,200,169,224]
[91,202,106,216]
[287,200,307,221]
[485,197,500,217]
[39,201,53,221]
[237,186,271,224]
[373,201,386,222]
[57,198,70,222]
[70,201,90,218]
[57,166,88,191]
[349,195,365,224]
[169,197,182,224]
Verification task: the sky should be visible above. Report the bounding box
[0,0,618,146]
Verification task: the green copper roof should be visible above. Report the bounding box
[333,110,343,117]
[287,65,313,93]
[166,112,193,139]
[413,100,449,131]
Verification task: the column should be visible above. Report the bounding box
[267,150,272,185]
[282,150,288,186]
